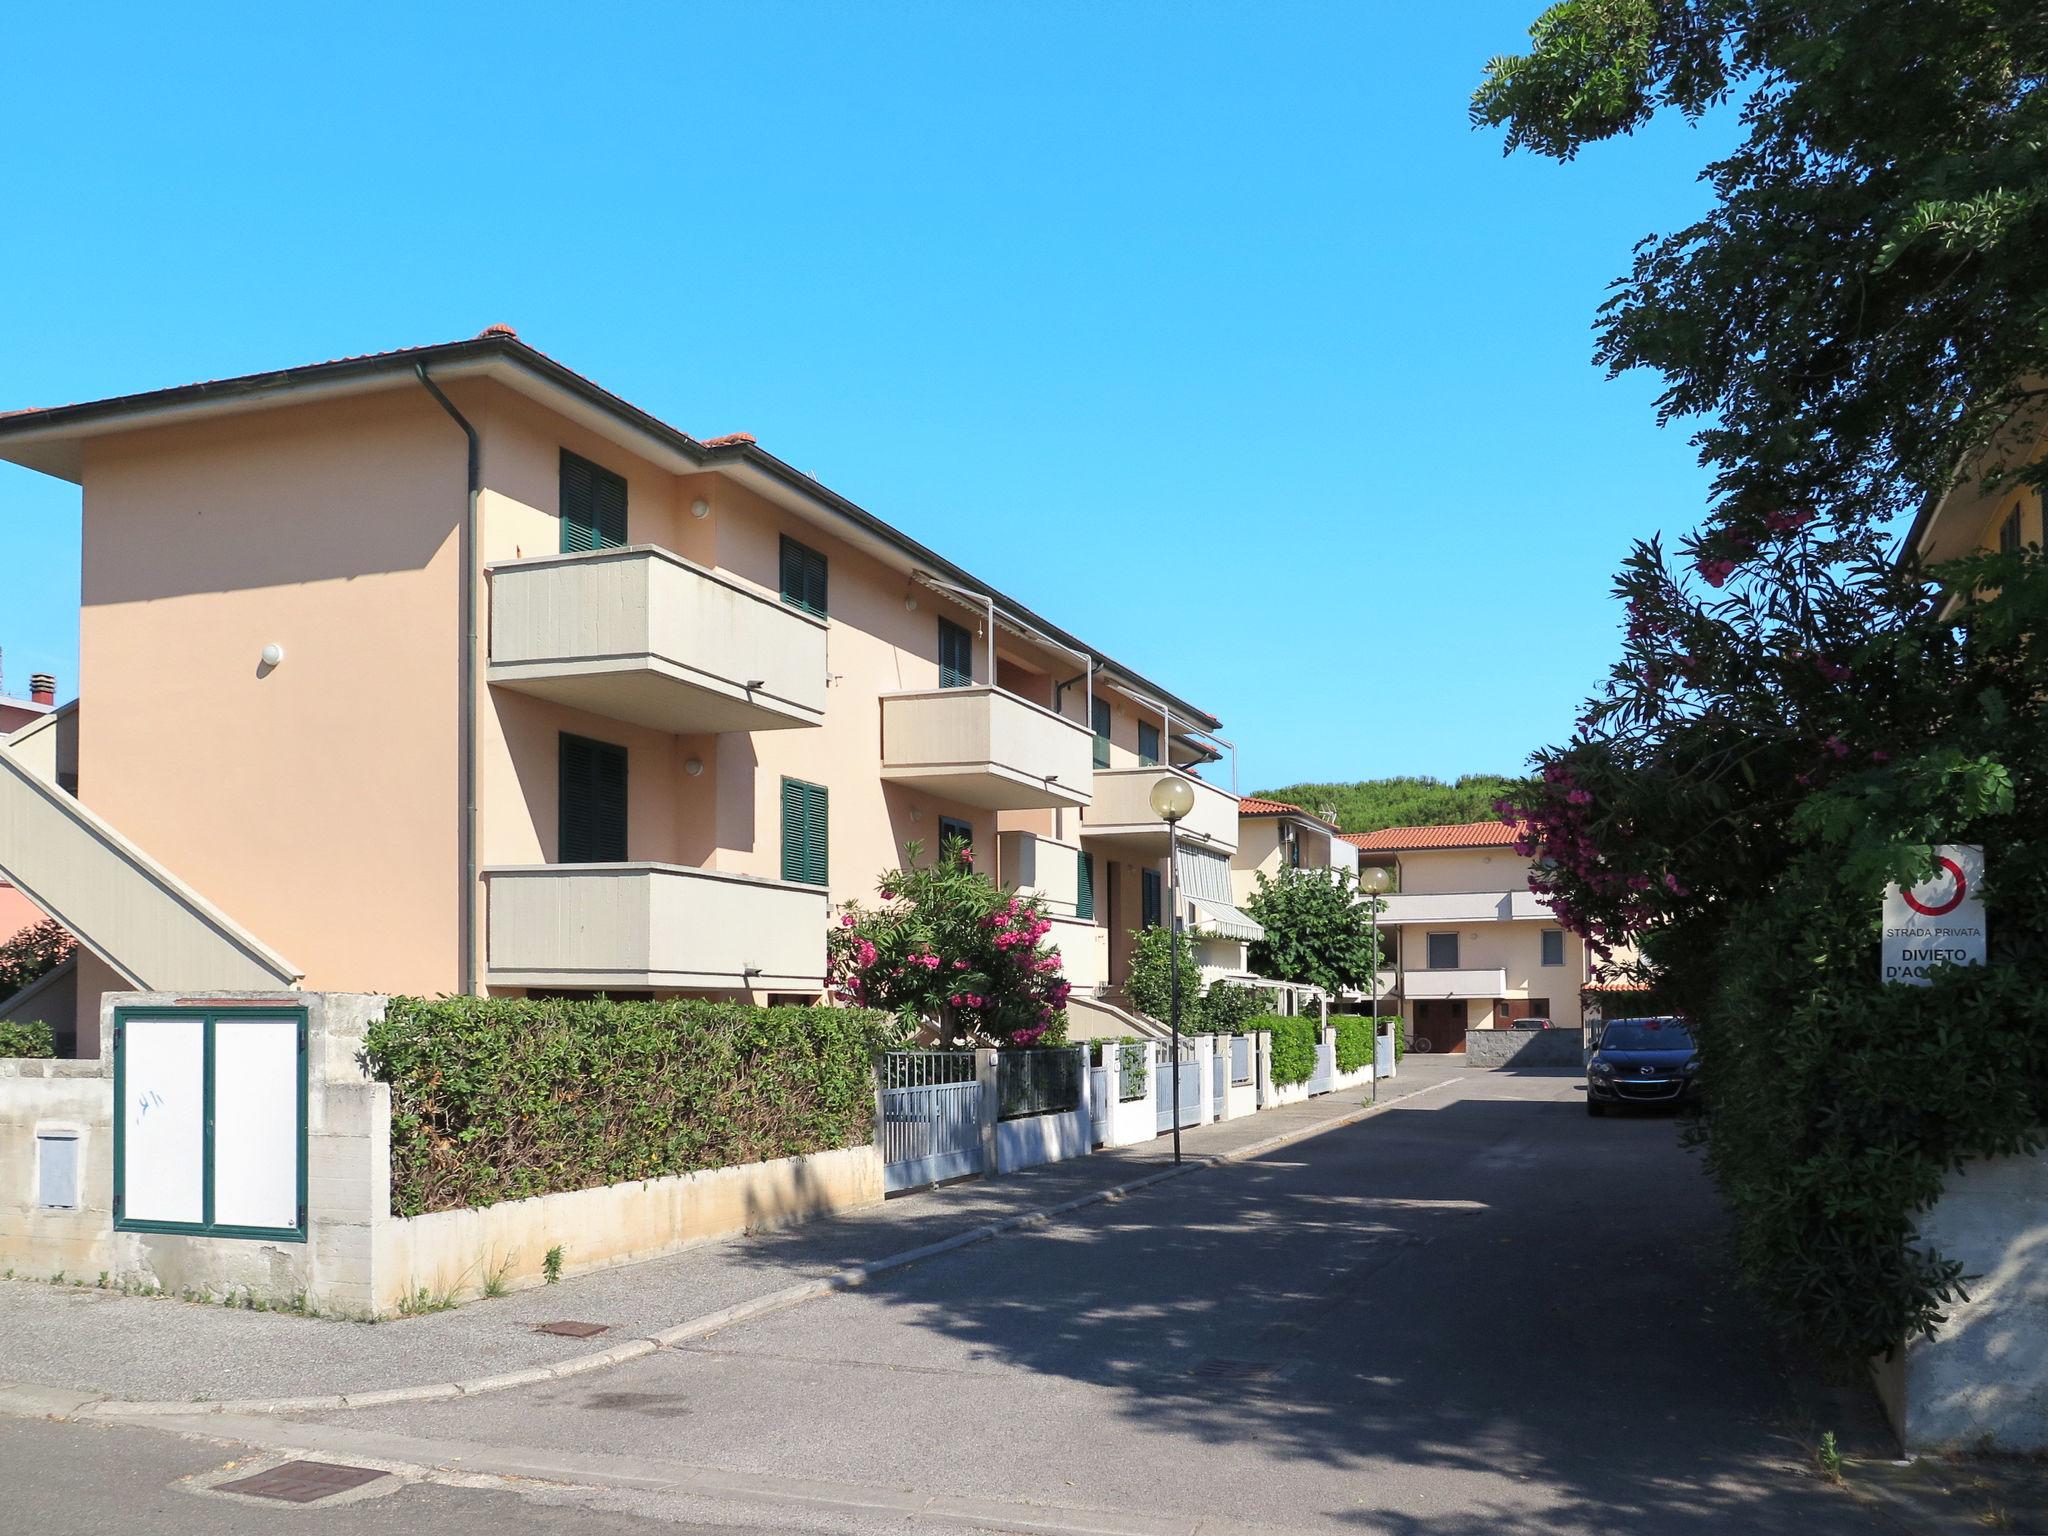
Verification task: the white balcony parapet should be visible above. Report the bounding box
[488,545,827,735]
[1375,889,1553,926]
[998,830,1084,915]
[1047,915,1107,993]
[1080,766,1238,856]
[1402,967,1510,1001]
[484,863,827,992]
[879,686,1092,811]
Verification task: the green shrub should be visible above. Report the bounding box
[1200,981,1271,1036]
[1391,1014,1407,1061]
[1125,925,1204,1026]
[1334,1015,1374,1073]
[364,996,895,1217]
[0,1019,55,1058]
[1258,1014,1319,1086]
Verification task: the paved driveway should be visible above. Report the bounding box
[10,1060,1892,1533]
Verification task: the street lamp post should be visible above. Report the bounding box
[1149,774,1196,1165]
[1357,864,1393,1096]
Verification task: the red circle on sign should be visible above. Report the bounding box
[1902,857,1967,918]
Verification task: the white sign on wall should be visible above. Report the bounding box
[1881,844,1987,986]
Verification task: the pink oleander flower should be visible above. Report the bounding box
[1696,555,1739,588]
[1663,873,1688,896]
[1871,749,1891,764]
[953,958,969,970]
[1823,736,1850,759]
[840,914,856,928]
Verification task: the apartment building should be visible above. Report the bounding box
[1900,416,2048,569]
[0,673,61,945]
[1231,796,1357,903]
[0,329,1239,1053]
[1342,820,1593,1052]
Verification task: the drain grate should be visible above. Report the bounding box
[533,1320,610,1338]
[1188,1357,1282,1383]
[215,1462,390,1504]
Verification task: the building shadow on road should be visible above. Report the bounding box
[721,1093,1892,1535]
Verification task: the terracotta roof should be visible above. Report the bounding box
[1340,820,1524,853]
[1238,796,1304,816]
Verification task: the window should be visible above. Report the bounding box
[560,450,628,552]
[779,535,829,618]
[1540,929,1566,967]
[2000,506,2024,555]
[937,815,973,862]
[1280,821,1301,868]
[1426,932,1460,969]
[1141,867,1163,929]
[559,734,628,863]
[1137,721,1161,767]
[938,617,974,688]
[1076,851,1095,920]
[1092,696,1111,769]
[780,778,829,885]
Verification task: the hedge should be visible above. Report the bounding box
[0,1019,54,1058]
[1333,1015,1370,1073]
[364,996,895,1217]
[1257,1015,1319,1087]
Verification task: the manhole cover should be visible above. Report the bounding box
[533,1320,610,1338]
[215,1461,390,1504]
[1188,1357,1281,1382]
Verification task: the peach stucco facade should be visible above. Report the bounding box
[0,334,1236,1046]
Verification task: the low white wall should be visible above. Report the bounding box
[997,1107,1091,1174]
[0,1057,118,1281]
[1332,1061,1374,1093]
[380,1142,884,1310]
[1877,1148,2048,1451]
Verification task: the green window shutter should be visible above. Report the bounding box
[1137,722,1160,767]
[1141,868,1162,929]
[780,535,828,617]
[560,450,628,553]
[938,617,973,688]
[781,778,829,886]
[1091,697,1111,769]
[1076,852,1095,920]
[559,734,628,863]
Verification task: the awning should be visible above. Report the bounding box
[1186,896,1264,943]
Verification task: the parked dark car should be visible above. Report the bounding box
[1586,1016,1697,1115]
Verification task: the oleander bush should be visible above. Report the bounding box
[364,995,895,1217]
[0,920,73,1005]
[0,1019,55,1058]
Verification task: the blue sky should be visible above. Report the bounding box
[0,3,1736,790]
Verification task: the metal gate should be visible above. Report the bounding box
[1210,1049,1226,1118]
[879,1051,982,1192]
[1154,1043,1203,1135]
[1306,1033,1336,1096]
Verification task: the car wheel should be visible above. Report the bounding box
[1586,1098,1605,1117]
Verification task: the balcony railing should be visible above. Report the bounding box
[1401,967,1509,1001]
[1374,889,1552,925]
[1080,766,1238,856]
[484,863,828,991]
[488,545,827,735]
[878,686,1093,811]
[1047,915,1107,993]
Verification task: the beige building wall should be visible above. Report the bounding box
[76,389,466,1003]
[1386,844,1586,1031]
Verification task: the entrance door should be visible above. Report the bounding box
[1413,999,1467,1053]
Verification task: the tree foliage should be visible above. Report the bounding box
[1476,1,2048,567]
[1250,775,1519,834]
[0,919,74,1004]
[1246,869,1382,996]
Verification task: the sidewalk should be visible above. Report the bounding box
[0,1059,1458,1409]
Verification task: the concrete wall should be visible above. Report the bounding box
[1465,1027,1585,1068]
[1876,1148,2048,1451]
[380,1143,883,1310]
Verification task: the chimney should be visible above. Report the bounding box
[29,673,55,706]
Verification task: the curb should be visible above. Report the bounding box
[24,1077,1452,1423]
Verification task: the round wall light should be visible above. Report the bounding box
[690,498,711,519]
[260,643,286,668]
[683,756,705,777]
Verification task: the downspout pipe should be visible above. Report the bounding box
[416,364,481,996]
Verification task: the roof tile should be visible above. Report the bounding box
[1340,820,1525,852]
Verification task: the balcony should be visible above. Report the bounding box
[878,687,1092,811]
[488,546,827,735]
[1080,766,1238,857]
[1047,915,1107,993]
[1402,967,1509,1001]
[1375,889,1552,925]
[484,863,828,992]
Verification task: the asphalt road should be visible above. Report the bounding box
[7,1061,1895,1534]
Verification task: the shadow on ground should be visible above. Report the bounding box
[715,1086,1893,1535]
